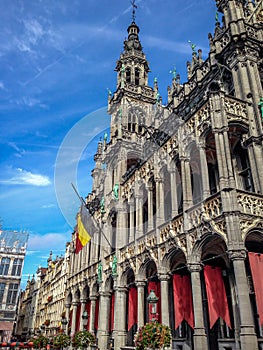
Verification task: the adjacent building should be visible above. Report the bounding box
[0,230,28,342]
[16,247,70,341]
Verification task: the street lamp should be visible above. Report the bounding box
[82,310,89,330]
[61,316,68,333]
[147,289,159,322]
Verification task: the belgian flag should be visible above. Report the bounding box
[75,203,92,253]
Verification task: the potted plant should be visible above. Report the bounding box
[30,335,49,349]
[52,333,71,349]
[134,321,171,350]
[72,330,96,349]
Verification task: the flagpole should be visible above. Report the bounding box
[71,183,112,249]
[71,183,86,205]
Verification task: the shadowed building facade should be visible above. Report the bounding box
[63,1,263,349]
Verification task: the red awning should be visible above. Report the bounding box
[0,321,14,331]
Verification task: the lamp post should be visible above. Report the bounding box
[147,289,159,322]
[61,316,68,333]
[82,310,89,331]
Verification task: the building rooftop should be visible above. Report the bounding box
[0,230,28,250]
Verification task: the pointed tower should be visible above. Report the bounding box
[107,9,157,145]
[101,6,160,252]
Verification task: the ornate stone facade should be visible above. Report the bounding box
[20,1,263,350]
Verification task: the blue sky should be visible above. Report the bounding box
[0,0,218,288]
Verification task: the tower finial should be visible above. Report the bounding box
[131,0,137,22]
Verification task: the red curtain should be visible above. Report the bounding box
[148,281,161,322]
[204,265,231,329]
[128,287,138,330]
[69,309,73,328]
[109,293,115,332]
[248,252,263,325]
[94,297,100,330]
[173,274,194,329]
[76,303,81,332]
[85,301,91,330]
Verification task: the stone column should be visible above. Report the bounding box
[136,281,146,328]
[65,303,70,335]
[170,170,178,217]
[188,263,208,350]
[97,291,111,350]
[112,287,127,350]
[180,157,193,210]
[128,200,135,243]
[155,178,165,226]
[147,184,154,231]
[88,296,97,333]
[222,130,235,187]
[159,273,170,326]
[79,299,87,331]
[214,129,235,189]
[214,131,228,189]
[70,301,78,336]
[228,249,258,350]
[135,195,143,239]
[116,203,127,248]
[247,142,263,193]
[198,141,210,198]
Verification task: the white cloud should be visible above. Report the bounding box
[27,232,69,251]
[41,204,56,209]
[0,168,51,186]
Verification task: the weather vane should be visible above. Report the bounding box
[131,0,137,22]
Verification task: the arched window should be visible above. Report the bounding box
[135,67,140,85]
[234,140,254,192]
[126,67,131,83]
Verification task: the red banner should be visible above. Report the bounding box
[173,274,194,329]
[248,252,263,325]
[148,281,161,322]
[94,297,100,330]
[109,293,115,332]
[85,301,91,330]
[76,303,81,332]
[204,265,231,329]
[128,287,138,330]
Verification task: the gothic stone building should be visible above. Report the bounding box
[66,1,263,350]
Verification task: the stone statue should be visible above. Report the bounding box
[258,97,263,120]
[97,262,102,283]
[112,255,117,276]
[169,66,177,79]
[100,197,105,214]
[107,88,112,97]
[113,183,119,200]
